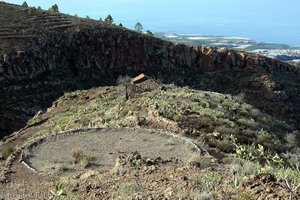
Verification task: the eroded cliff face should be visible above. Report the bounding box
[0,3,299,137]
[0,28,298,83]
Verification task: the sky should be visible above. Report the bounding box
[4,0,300,45]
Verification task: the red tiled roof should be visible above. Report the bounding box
[132,73,147,83]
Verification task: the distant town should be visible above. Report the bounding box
[155,33,300,63]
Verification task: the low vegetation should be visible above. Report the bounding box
[4,83,299,199]
[26,84,296,156]
[191,171,222,193]
[50,181,78,200]
[114,182,140,199]
[0,145,14,159]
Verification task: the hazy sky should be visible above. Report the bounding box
[4,0,300,45]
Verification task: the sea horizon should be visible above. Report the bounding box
[3,0,300,46]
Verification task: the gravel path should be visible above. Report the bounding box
[24,128,204,174]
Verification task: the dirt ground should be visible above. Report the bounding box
[23,128,204,175]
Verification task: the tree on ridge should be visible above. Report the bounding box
[49,4,59,13]
[134,22,143,32]
[105,14,114,24]
[21,1,28,8]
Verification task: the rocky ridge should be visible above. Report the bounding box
[0,27,298,83]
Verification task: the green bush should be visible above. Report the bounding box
[71,148,82,164]
[79,155,92,168]
[60,177,80,187]
[0,146,14,159]
[231,160,261,187]
[28,7,34,15]
[191,171,222,192]
[114,182,140,199]
[71,149,92,169]
[275,166,300,200]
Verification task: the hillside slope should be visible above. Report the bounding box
[0,84,299,199]
[0,2,300,199]
[0,2,299,137]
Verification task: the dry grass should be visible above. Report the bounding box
[0,146,14,159]
[25,84,295,156]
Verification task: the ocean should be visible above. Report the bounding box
[4,0,300,46]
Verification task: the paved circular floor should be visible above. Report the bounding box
[23,128,204,174]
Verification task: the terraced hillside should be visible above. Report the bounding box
[0,4,67,50]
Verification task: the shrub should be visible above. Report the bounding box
[60,177,80,187]
[0,146,14,159]
[256,129,274,143]
[216,138,235,153]
[275,166,300,200]
[79,155,92,169]
[71,149,92,168]
[28,7,34,15]
[71,148,82,164]
[188,153,213,169]
[27,129,48,142]
[191,171,222,192]
[215,125,239,136]
[285,132,300,150]
[231,160,261,187]
[114,182,140,199]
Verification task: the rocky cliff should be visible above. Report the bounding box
[0,2,299,137]
[0,27,299,83]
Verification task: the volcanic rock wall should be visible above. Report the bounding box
[0,28,298,84]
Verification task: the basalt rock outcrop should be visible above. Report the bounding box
[0,2,299,137]
[0,29,299,83]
